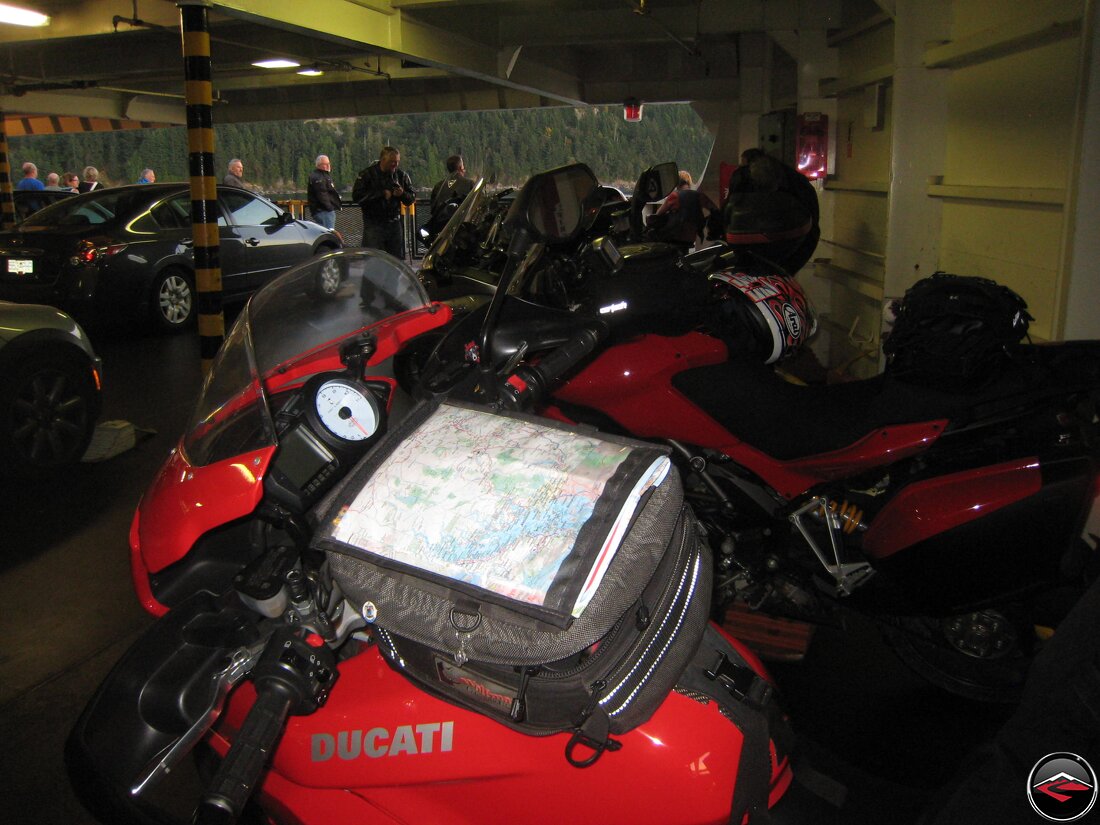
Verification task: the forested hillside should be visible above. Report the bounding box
[9,104,713,194]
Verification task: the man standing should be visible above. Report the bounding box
[224,158,249,189]
[307,154,341,231]
[16,162,44,191]
[426,154,473,239]
[43,172,64,191]
[352,146,415,259]
[137,168,156,184]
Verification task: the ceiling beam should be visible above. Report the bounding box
[215,0,588,104]
[495,0,844,47]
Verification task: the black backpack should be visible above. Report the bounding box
[884,272,1032,388]
[313,400,712,764]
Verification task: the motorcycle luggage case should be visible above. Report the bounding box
[313,399,711,759]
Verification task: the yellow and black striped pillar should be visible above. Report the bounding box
[0,111,16,231]
[178,1,222,373]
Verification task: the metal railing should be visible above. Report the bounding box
[274,197,433,261]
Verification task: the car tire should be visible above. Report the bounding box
[311,248,343,300]
[150,267,196,332]
[0,348,98,476]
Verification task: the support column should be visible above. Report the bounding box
[0,112,15,231]
[178,0,223,373]
[881,0,950,310]
[696,32,772,203]
[1061,0,1100,339]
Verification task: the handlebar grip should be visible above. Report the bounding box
[500,324,604,409]
[529,325,602,388]
[192,688,292,825]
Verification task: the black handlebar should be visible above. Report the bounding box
[192,688,292,825]
[192,628,338,825]
[498,323,605,410]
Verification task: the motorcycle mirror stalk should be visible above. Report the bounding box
[339,332,377,375]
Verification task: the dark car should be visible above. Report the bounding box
[12,189,77,223]
[0,184,342,332]
[0,300,102,475]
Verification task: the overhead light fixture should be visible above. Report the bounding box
[297,66,324,77]
[0,2,50,26]
[623,97,644,122]
[252,58,300,70]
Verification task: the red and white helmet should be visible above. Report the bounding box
[709,270,817,363]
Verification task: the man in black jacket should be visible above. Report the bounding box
[307,154,341,231]
[352,146,415,259]
[428,154,474,233]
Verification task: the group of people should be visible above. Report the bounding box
[15,162,105,193]
[13,156,271,194]
[306,147,473,259]
[17,145,816,273]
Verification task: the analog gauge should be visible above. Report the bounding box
[312,377,381,443]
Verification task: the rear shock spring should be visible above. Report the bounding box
[817,499,867,534]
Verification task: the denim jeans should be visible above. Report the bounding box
[311,209,336,230]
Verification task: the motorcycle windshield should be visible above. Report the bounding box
[420,177,489,271]
[183,250,429,467]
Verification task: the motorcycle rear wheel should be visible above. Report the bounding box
[882,615,1034,703]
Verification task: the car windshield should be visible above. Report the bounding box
[183,250,430,467]
[21,189,151,229]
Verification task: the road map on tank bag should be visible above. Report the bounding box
[318,400,670,623]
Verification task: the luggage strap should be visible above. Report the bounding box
[701,650,778,825]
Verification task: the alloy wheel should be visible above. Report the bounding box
[158,273,194,326]
[12,367,90,466]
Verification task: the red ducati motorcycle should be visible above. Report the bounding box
[417,164,1100,700]
[67,166,815,825]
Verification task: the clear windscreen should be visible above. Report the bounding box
[183,250,429,467]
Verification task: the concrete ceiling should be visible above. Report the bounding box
[0,0,843,127]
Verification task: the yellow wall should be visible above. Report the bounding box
[816,0,1084,372]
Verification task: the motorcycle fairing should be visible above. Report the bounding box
[67,593,263,822]
[862,457,1042,560]
[133,446,274,584]
[204,631,794,825]
[132,302,455,614]
[856,456,1096,614]
[552,332,948,499]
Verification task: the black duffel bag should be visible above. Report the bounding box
[885,272,1033,388]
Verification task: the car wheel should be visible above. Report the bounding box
[0,350,98,476]
[150,268,196,332]
[312,249,343,300]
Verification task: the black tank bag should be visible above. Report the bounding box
[313,399,711,765]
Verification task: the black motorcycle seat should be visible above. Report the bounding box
[672,343,1100,461]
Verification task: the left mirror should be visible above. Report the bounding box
[508,163,599,244]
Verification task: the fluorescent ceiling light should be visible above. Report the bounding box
[297,67,324,77]
[0,3,50,26]
[252,58,300,69]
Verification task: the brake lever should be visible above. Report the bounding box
[499,341,529,376]
[129,641,264,797]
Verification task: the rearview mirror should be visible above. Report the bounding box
[505,163,600,244]
[634,162,679,204]
[629,162,678,238]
